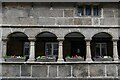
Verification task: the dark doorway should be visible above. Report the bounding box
[64,32,86,59]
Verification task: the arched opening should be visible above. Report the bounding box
[7,32,29,57]
[64,32,86,60]
[35,32,58,60]
[91,32,113,60]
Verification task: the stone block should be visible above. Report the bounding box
[4,9,28,18]
[32,65,48,77]
[100,18,118,25]
[50,9,63,17]
[24,28,40,37]
[117,65,120,76]
[2,65,20,77]
[93,18,99,25]
[38,18,55,25]
[90,64,105,77]
[58,65,71,77]
[30,8,50,17]
[3,16,19,25]
[64,10,74,17]
[21,64,31,76]
[56,18,73,25]
[30,8,63,17]
[103,10,114,17]
[72,64,88,77]
[106,65,117,77]
[19,17,38,25]
[74,18,92,25]
[49,65,57,77]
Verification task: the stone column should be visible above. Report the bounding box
[85,39,92,61]
[27,38,35,62]
[2,39,7,57]
[113,39,119,61]
[57,38,64,62]
[0,40,5,62]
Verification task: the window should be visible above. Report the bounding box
[93,6,99,16]
[78,6,84,16]
[23,42,30,56]
[85,5,91,16]
[95,43,107,57]
[45,42,58,58]
[78,5,100,16]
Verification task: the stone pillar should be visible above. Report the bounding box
[27,38,35,62]
[0,40,5,62]
[57,38,64,62]
[113,39,119,61]
[85,39,92,61]
[2,39,7,57]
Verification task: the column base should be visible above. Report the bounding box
[113,58,119,61]
[27,59,35,62]
[57,59,64,62]
[0,58,5,62]
[85,58,93,62]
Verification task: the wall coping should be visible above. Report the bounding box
[1,61,120,64]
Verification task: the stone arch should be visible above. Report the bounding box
[35,31,58,60]
[5,31,29,39]
[35,31,57,38]
[90,31,114,40]
[92,32,112,39]
[91,32,113,61]
[64,30,85,39]
[65,32,85,38]
[64,32,86,61]
[7,32,29,58]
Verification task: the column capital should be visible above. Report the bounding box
[57,38,64,41]
[85,38,92,41]
[28,38,36,41]
[112,38,119,42]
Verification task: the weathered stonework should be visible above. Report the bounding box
[1,62,120,80]
[0,2,120,80]
[90,64,105,77]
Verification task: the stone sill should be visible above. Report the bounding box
[1,61,120,64]
[2,77,120,79]
[2,24,119,28]
[36,58,56,62]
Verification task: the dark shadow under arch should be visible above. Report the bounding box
[7,32,29,57]
[64,32,86,60]
[35,32,58,59]
[91,32,113,60]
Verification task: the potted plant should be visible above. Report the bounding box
[65,55,84,62]
[4,55,26,62]
[36,56,56,62]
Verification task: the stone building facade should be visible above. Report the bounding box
[0,0,120,80]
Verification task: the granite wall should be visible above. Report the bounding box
[2,2,119,26]
[1,62,120,80]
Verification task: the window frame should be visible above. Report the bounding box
[77,4,101,17]
[95,43,107,58]
[45,42,58,58]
